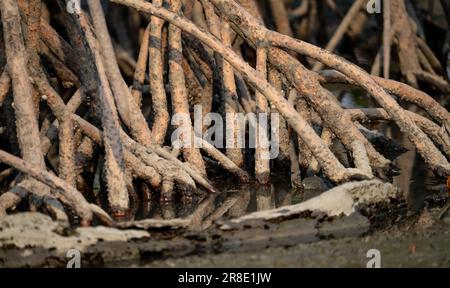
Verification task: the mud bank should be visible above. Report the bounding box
[0,180,406,267]
[142,210,450,268]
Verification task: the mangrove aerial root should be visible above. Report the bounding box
[0,0,448,226]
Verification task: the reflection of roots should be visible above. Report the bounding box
[0,0,449,226]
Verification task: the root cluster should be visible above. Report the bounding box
[0,0,449,225]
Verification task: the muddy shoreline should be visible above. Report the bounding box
[2,179,447,268]
[140,211,450,268]
[1,204,448,268]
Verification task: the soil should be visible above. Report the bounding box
[138,211,450,268]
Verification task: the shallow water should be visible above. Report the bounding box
[126,154,446,226]
[132,177,302,221]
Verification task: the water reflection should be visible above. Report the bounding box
[132,178,305,226]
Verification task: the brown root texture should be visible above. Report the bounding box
[0,0,448,226]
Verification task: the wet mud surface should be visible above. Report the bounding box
[139,211,450,268]
[1,180,448,268]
